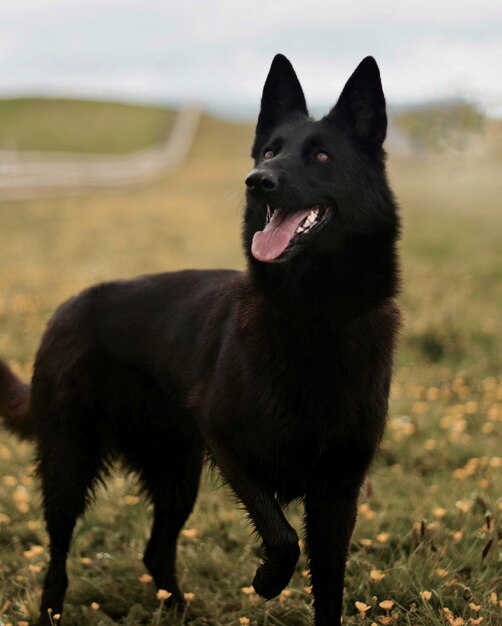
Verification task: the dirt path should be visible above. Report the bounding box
[0,104,201,200]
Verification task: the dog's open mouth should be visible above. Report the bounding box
[251,205,332,263]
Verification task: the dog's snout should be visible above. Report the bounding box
[245,169,278,193]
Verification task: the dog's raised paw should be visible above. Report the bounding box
[252,558,296,600]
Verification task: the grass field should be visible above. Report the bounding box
[0,98,174,154]
[0,105,501,626]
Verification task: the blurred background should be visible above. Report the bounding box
[0,2,501,625]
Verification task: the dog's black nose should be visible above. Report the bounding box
[245,169,278,192]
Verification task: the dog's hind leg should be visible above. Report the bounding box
[35,403,106,626]
[141,462,202,604]
[124,424,204,605]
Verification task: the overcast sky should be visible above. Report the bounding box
[1,1,501,118]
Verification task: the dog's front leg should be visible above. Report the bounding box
[207,433,300,599]
[304,467,366,625]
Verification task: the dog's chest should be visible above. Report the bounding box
[238,321,388,501]
[243,364,349,501]
[247,416,333,503]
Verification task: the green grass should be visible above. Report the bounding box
[0,98,174,154]
[0,109,501,625]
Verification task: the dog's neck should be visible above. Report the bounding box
[244,231,399,323]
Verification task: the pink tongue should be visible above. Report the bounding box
[251,208,312,262]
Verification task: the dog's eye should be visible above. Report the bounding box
[316,152,330,163]
[263,150,274,160]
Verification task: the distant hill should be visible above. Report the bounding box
[392,100,486,152]
[0,98,175,154]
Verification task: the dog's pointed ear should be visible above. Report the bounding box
[252,54,308,158]
[327,56,387,150]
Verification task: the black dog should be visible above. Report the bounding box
[0,54,400,625]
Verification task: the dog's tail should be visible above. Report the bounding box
[0,358,34,440]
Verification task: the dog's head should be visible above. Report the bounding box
[244,55,399,267]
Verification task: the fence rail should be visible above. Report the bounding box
[0,104,202,200]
